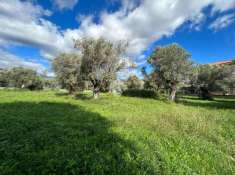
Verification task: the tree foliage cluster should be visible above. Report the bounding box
[143,44,193,101]
[53,38,127,98]
[0,67,44,90]
[125,75,143,90]
[192,63,235,99]
[53,53,82,94]
[143,44,235,101]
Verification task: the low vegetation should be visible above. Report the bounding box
[0,90,234,174]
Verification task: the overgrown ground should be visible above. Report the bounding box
[0,90,234,175]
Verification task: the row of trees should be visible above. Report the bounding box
[0,67,44,90]
[52,38,234,101]
[1,38,234,101]
[124,44,234,101]
[141,44,235,101]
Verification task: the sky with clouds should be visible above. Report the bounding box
[0,0,235,77]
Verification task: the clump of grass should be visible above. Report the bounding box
[0,90,234,174]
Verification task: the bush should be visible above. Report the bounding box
[122,89,158,98]
[126,75,143,90]
[27,77,44,91]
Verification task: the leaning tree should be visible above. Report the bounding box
[53,53,82,94]
[74,38,127,99]
[148,44,193,101]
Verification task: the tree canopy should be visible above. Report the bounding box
[0,67,43,90]
[74,38,127,98]
[194,63,235,99]
[148,44,193,101]
[126,75,143,90]
[53,53,82,94]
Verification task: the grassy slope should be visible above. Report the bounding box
[0,90,234,175]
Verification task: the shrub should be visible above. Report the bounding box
[126,75,143,90]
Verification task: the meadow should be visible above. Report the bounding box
[0,90,234,174]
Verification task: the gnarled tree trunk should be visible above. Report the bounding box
[92,79,101,99]
[169,83,177,101]
[199,87,213,100]
[93,86,100,99]
[68,84,76,95]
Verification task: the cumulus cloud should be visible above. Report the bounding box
[212,0,235,12]
[0,0,78,60]
[75,0,235,58]
[0,0,235,77]
[209,14,235,31]
[52,0,78,10]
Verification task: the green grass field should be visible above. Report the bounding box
[0,90,234,175]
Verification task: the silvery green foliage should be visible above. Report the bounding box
[0,69,9,87]
[2,67,43,90]
[195,63,235,94]
[75,38,127,97]
[109,80,127,94]
[148,44,193,101]
[126,75,143,90]
[53,53,82,94]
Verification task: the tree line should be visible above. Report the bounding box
[0,38,234,101]
[142,44,235,101]
[0,67,44,90]
[0,68,58,90]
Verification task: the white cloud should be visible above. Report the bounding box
[0,0,78,60]
[212,0,235,12]
[209,13,235,31]
[52,0,78,10]
[0,0,51,21]
[0,49,46,74]
[75,0,235,58]
[0,0,235,78]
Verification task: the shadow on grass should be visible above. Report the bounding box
[122,89,159,99]
[180,96,204,101]
[55,92,70,97]
[178,96,235,110]
[0,102,158,174]
[75,93,93,100]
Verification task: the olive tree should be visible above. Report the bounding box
[142,68,164,91]
[0,69,9,87]
[74,38,127,99]
[194,63,235,99]
[8,67,43,90]
[53,53,82,94]
[148,44,193,101]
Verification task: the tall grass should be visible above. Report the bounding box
[0,90,234,174]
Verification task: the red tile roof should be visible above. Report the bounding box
[209,60,233,66]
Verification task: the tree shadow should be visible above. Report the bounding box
[178,96,235,110]
[55,92,70,97]
[75,93,93,100]
[180,96,204,101]
[0,101,157,174]
[122,89,159,99]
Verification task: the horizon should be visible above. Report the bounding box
[0,0,235,78]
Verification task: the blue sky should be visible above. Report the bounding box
[0,0,235,77]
